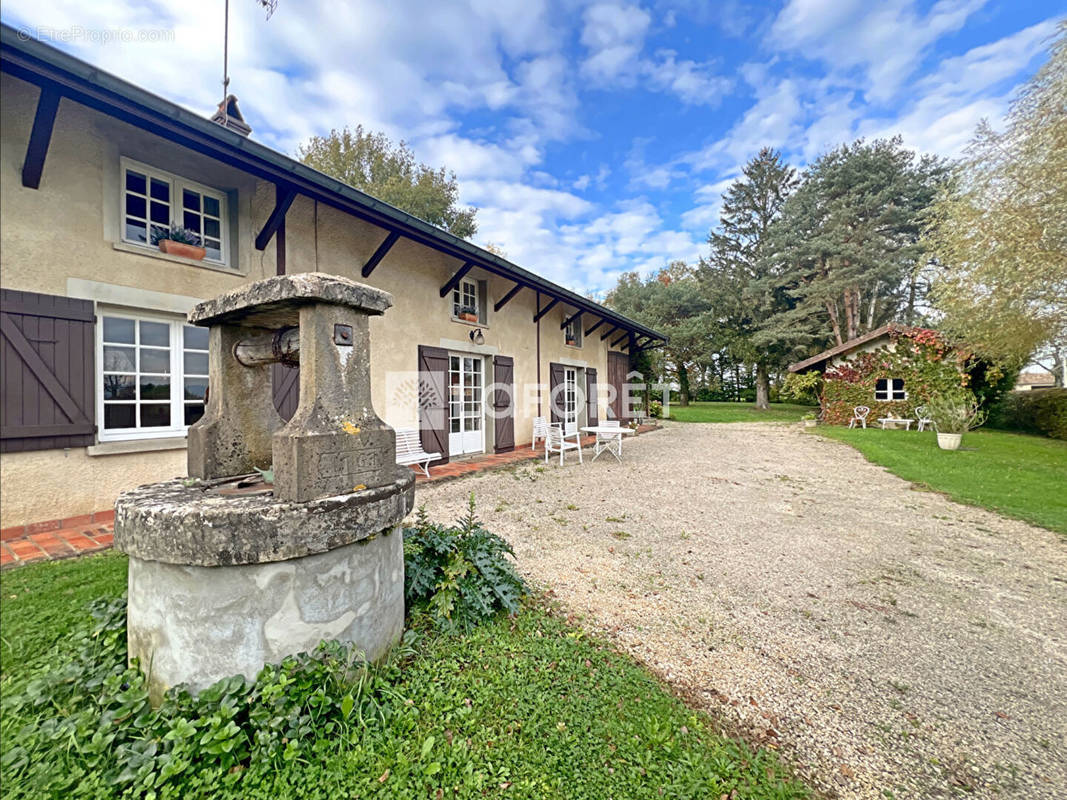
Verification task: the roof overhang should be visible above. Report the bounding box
[0,25,667,349]
[787,324,894,373]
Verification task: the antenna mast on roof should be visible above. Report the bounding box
[218,0,276,135]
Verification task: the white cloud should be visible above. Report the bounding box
[579,2,732,106]
[769,0,989,102]
[579,2,652,85]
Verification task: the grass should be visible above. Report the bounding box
[815,427,1067,535]
[0,553,807,800]
[668,401,817,424]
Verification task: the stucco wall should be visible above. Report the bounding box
[0,73,629,527]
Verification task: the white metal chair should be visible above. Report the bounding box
[848,406,870,429]
[545,423,583,465]
[593,420,624,462]
[394,427,440,478]
[915,406,935,432]
[532,416,549,450]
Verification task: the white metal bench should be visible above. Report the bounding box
[395,427,440,477]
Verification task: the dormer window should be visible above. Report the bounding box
[564,317,582,347]
[875,377,906,401]
[121,158,229,267]
[452,277,479,321]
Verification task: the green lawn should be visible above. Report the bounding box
[668,401,817,424]
[815,427,1067,535]
[0,553,807,800]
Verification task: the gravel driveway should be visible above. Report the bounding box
[413,422,1067,799]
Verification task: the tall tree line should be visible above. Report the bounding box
[608,138,949,407]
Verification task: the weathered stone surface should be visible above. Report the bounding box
[272,302,395,501]
[127,528,405,704]
[188,323,283,479]
[114,466,414,566]
[188,272,393,329]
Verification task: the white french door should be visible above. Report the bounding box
[563,367,578,435]
[448,354,485,455]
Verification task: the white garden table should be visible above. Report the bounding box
[877,417,914,430]
[580,425,636,462]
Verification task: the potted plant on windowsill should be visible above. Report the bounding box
[565,337,577,346]
[801,412,817,428]
[926,388,986,450]
[458,305,478,323]
[151,224,206,261]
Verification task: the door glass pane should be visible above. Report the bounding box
[140,404,171,427]
[184,404,205,426]
[184,378,208,400]
[140,377,170,400]
[139,321,169,347]
[103,375,135,400]
[103,346,136,372]
[140,349,170,374]
[104,317,136,343]
[183,352,208,375]
[104,404,135,429]
[183,325,209,350]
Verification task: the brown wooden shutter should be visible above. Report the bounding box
[492,355,515,452]
[1,289,95,452]
[272,363,299,422]
[607,351,628,421]
[585,367,598,427]
[417,345,449,465]
[548,361,564,424]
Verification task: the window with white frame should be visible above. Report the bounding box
[452,277,479,319]
[874,377,906,401]
[564,317,582,347]
[121,158,229,266]
[98,312,209,441]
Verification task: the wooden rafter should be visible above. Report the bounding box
[255,184,297,250]
[494,282,523,312]
[361,230,401,278]
[21,87,61,189]
[533,297,559,323]
[439,261,475,298]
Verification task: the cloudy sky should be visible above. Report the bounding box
[2,1,1061,297]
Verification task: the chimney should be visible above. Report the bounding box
[211,95,252,137]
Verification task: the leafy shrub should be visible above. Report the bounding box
[926,388,986,433]
[403,495,526,630]
[780,371,822,405]
[648,399,663,418]
[987,388,1067,440]
[0,596,416,799]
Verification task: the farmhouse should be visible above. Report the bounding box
[0,26,665,528]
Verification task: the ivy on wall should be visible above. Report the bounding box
[820,327,974,425]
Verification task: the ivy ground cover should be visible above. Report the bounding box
[0,552,808,800]
[815,427,1067,535]
[668,401,816,423]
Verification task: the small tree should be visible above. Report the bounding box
[298,125,478,239]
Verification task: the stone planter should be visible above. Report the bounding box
[159,239,206,260]
[459,312,478,322]
[803,419,817,428]
[937,432,962,450]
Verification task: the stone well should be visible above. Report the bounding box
[114,273,414,702]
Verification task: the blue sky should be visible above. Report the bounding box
[2,1,1062,297]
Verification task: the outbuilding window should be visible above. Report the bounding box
[97,312,209,441]
[121,158,229,266]
[875,377,906,401]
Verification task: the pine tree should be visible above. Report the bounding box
[760,137,947,349]
[698,148,799,409]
